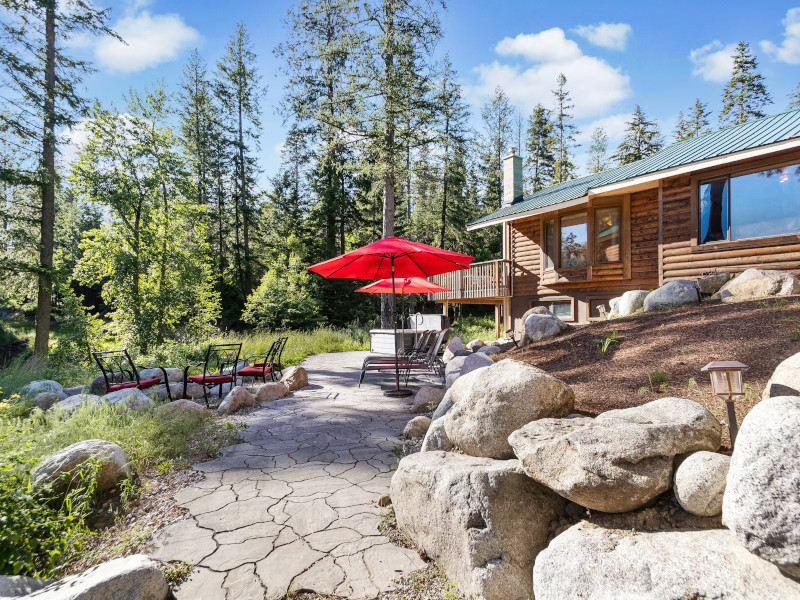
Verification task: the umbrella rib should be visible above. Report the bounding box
[405,252,426,277]
[324,253,367,278]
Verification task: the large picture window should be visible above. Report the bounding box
[699,164,800,244]
[560,212,588,267]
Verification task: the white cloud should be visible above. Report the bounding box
[575,112,632,144]
[571,22,632,51]
[467,29,631,119]
[496,29,582,63]
[94,10,200,73]
[761,8,800,64]
[689,40,736,83]
[58,119,90,168]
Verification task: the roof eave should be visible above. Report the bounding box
[467,136,800,230]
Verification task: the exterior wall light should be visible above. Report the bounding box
[701,361,749,447]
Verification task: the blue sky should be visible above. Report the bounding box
[66,0,800,180]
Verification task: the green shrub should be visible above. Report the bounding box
[0,461,99,578]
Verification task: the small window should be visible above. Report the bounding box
[560,212,587,267]
[549,300,572,319]
[594,207,621,263]
[543,219,555,269]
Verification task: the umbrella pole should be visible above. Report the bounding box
[385,258,412,398]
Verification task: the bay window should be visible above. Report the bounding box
[560,212,588,267]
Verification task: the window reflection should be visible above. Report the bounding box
[595,207,620,263]
[560,212,587,267]
[699,179,728,243]
[731,166,800,240]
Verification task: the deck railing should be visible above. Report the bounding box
[428,259,512,301]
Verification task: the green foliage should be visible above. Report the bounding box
[612,105,663,165]
[586,127,609,174]
[552,73,579,183]
[647,369,670,393]
[525,103,556,191]
[720,41,772,126]
[674,99,712,141]
[451,315,495,343]
[0,461,99,578]
[593,330,619,358]
[241,261,324,331]
[48,284,105,369]
[71,88,221,352]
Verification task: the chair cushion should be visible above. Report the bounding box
[188,374,233,385]
[136,377,162,389]
[106,377,162,393]
[238,366,272,376]
[106,381,138,392]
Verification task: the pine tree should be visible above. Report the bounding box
[216,22,265,300]
[719,41,772,126]
[586,127,609,174]
[789,83,800,109]
[612,105,664,165]
[524,104,555,192]
[551,73,579,184]
[434,57,470,249]
[674,98,712,141]
[0,0,117,360]
[479,87,514,211]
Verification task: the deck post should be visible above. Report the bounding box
[442,300,448,317]
[495,304,502,339]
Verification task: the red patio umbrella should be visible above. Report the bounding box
[354,277,450,294]
[356,277,451,332]
[308,237,473,397]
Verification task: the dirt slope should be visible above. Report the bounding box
[507,296,800,450]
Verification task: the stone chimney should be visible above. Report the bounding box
[503,147,523,207]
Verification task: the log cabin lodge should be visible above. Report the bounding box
[429,109,800,338]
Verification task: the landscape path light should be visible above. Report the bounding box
[701,361,749,447]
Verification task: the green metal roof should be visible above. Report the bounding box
[469,108,800,227]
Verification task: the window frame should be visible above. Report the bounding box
[531,297,575,322]
[540,195,630,280]
[691,153,800,253]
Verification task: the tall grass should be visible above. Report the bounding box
[451,315,495,343]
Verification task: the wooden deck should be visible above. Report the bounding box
[429,259,512,302]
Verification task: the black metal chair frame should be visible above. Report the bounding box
[270,336,288,380]
[359,329,449,387]
[362,330,435,367]
[239,338,282,383]
[92,349,172,401]
[183,343,242,407]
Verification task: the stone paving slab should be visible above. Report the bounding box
[150,351,427,600]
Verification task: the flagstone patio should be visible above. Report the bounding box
[149,351,428,600]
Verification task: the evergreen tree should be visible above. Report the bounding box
[719,41,772,126]
[479,87,514,211]
[0,0,117,360]
[524,104,555,192]
[551,73,579,183]
[586,127,609,174]
[216,22,265,300]
[788,83,800,109]
[674,98,712,141]
[612,105,663,165]
[433,57,470,249]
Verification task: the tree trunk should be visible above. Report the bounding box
[33,1,56,361]
[238,97,251,295]
[381,167,395,328]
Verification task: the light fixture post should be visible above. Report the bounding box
[701,361,749,448]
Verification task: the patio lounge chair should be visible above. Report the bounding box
[358,328,449,387]
[237,337,286,383]
[182,343,242,407]
[361,330,436,367]
[92,349,173,401]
